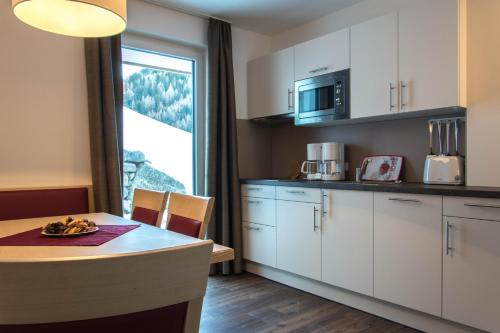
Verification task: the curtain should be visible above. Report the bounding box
[84,36,124,216]
[205,18,243,275]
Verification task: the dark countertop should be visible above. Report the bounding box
[240,179,500,199]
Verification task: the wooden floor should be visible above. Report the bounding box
[201,272,421,333]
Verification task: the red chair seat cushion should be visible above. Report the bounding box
[131,206,160,226]
[0,188,89,221]
[0,302,188,333]
[167,214,202,238]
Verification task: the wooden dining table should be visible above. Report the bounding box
[0,212,234,264]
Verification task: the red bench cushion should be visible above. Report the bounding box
[0,188,89,221]
[0,302,188,333]
[131,206,160,226]
[167,214,202,238]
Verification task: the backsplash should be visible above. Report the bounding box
[237,117,466,183]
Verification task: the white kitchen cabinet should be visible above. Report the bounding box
[443,217,500,332]
[294,28,350,81]
[322,190,374,296]
[374,192,442,316]
[242,222,277,267]
[276,186,321,203]
[276,199,321,280]
[351,12,398,119]
[241,197,276,226]
[399,0,465,112]
[247,47,294,119]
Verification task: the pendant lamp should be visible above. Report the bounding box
[12,0,127,37]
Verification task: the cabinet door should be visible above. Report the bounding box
[294,28,349,81]
[276,200,321,280]
[351,12,398,119]
[322,190,374,296]
[443,217,500,332]
[399,0,461,112]
[247,47,294,119]
[374,193,442,316]
[242,222,277,267]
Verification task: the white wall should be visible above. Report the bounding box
[0,1,91,188]
[127,0,271,119]
[465,0,500,187]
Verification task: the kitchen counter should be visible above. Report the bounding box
[240,179,500,198]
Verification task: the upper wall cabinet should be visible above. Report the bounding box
[294,29,350,81]
[399,0,465,112]
[351,0,466,119]
[351,12,398,119]
[247,47,294,119]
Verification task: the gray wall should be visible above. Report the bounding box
[238,118,466,183]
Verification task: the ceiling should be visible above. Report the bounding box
[146,0,364,35]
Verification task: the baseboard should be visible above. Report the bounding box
[244,261,484,333]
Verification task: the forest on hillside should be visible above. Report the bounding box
[124,68,193,132]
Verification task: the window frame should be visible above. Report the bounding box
[122,32,206,196]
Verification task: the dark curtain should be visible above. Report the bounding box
[205,18,242,275]
[84,36,124,216]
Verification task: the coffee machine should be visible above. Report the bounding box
[321,142,346,181]
[301,143,323,180]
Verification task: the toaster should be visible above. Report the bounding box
[423,155,465,185]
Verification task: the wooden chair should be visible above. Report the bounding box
[0,186,93,221]
[131,188,168,227]
[166,192,215,239]
[0,240,214,333]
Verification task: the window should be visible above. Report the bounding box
[121,35,205,216]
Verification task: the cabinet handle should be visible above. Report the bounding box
[285,190,305,194]
[464,203,500,209]
[446,221,453,255]
[389,83,396,111]
[244,225,262,231]
[246,200,262,204]
[308,67,328,74]
[388,197,421,204]
[322,193,328,216]
[400,81,408,109]
[313,206,320,231]
[246,187,263,191]
[287,89,294,110]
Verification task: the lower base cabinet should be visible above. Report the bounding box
[443,217,500,332]
[242,222,276,267]
[322,190,374,296]
[374,192,442,317]
[276,200,321,280]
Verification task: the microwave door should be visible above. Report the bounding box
[297,81,335,119]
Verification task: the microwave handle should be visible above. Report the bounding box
[288,89,294,111]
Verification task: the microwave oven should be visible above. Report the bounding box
[294,69,350,126]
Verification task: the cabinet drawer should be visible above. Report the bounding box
[241,197,276,226]
[276,186,321,203]
[241,184,275,199]
[242,222,276,267]
[444,196,500,221]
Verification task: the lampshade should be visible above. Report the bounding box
[12,0,127,38]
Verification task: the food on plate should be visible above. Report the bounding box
[42,216,97,235]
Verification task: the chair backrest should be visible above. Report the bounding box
[166,192,215,239]
[131,188,168,227]
[0,240,214,333]
[0,186,92,221]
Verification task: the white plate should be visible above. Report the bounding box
[41,227,99,238]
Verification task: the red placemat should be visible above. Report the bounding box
[0,225,140,246]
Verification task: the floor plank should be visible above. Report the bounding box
[201,272,421,333]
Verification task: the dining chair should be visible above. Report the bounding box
[0,239,214,333]
[131,188,168,227]
[166,192,215,239]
